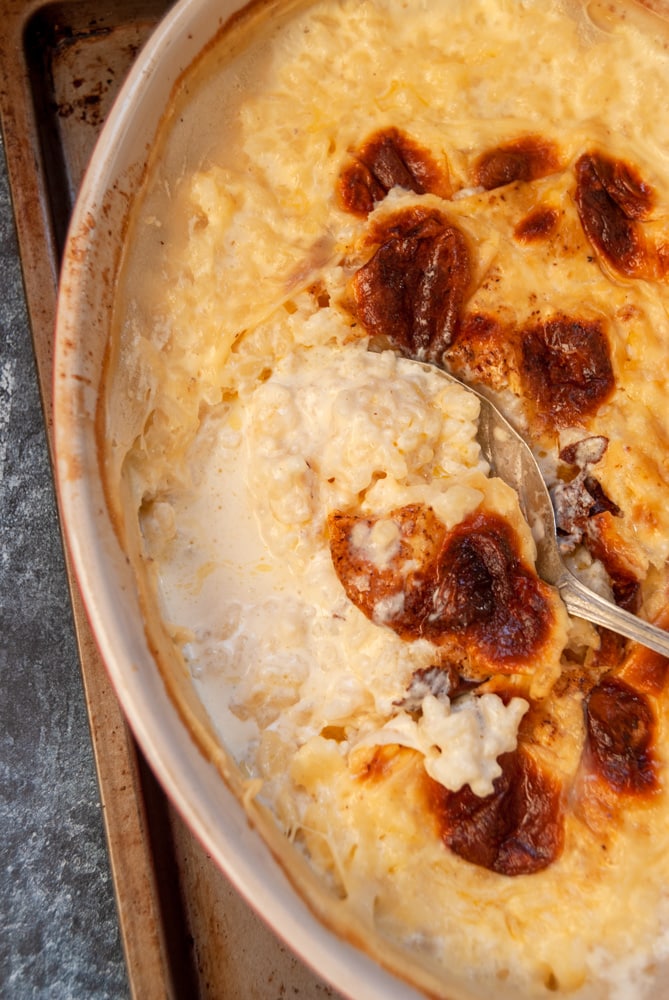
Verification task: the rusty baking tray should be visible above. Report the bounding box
[0,2,341,996]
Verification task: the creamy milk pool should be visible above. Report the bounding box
[141,341,533,783]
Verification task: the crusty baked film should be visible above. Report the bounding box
[104,0,669,996]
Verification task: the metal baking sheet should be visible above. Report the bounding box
[0,2,341,995]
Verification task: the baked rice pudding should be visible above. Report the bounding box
[104,1,669,995]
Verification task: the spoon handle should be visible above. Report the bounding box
[557,570,669,658]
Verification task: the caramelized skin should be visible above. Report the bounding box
[352,207,471,362]
[446,311,615,432]
[568,612,666,837]
[416,511,553,662]
[584,516,641,612]
[514,205,560,242]
[329,504,555,670]
[334,129,669,877]
[620,644,669,698]
[426,747,564,875]
[519,316,614,429]
[619,607,669,695]
[575,152,656,278]
[580,477,620,518]
[444,311,514,392]
[474,136,561,190]
[329,502,445,622]
[339,128,449,216]
[585,677,657,794]
[590,152,654,219]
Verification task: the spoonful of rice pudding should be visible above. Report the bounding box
[411,360,669,657]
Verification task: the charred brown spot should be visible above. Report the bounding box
[620,645,669,697]
[585,523,641,612]
[514,205,560,242]
[586,677,657,794]
[616,606,669,694]
[415,511,554,662]
[329,505,555,669]
[339,128,449,216]
[581,478,620,518]
[608,577,642,614]
[586,151,654,220]
[575,152,655,278]
[355,744,405,782]
[328,503,446,623]
[474,136,561,191]
[520,316,614,429]
[444,311,513,392]
[426,748,564,875]
[558,436,609,468]
[339,161,385,217]
[352,207,471,362]
[589,629,629,676]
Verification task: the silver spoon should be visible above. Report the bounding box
[414,360,669,657]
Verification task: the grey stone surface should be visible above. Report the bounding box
[0,130,129,998]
